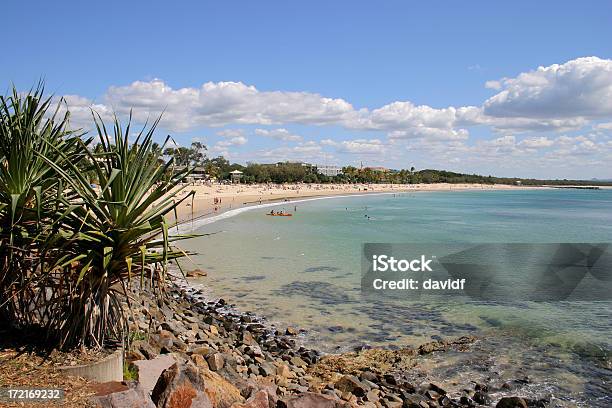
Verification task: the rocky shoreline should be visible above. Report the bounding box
[105,278,554,408]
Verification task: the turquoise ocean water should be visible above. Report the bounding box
[181,189,612,405]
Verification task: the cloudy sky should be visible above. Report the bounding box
[4,1,612,179]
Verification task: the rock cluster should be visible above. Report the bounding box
[105,283,550,408]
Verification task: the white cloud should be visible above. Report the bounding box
[594,122,612,130]
[352,101,467,131]
[388,127,469,141]
[252,141,330,162]
[484,57,612,120]
[255,128,303,142]
[485,80,502,90]
[64,79,481,138]
[322,138,386,154]
[56,95,113,130]
[103,79,356,131]
[217,129,245,138]
[215,136,248,148]
[518,136,554,149]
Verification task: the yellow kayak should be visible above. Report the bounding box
[266,213,293,217]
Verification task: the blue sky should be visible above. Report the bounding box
[4,1,612,179]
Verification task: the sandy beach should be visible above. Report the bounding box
[170,182,540,224]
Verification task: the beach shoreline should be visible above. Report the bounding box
[171,182,545,226]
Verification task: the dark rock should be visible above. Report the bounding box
[334,375,368,397]
[383,374,398,385]
[496,397,529,408]
[474,383,488,393]
[428,383,446,395]
[473,391,492,405]
[459,395,475,407]
[401,393,429,408]
[359,371,378,382]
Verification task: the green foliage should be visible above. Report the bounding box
[128,330,147,342]
[241,162,315,184]
[123,362,139,381]
[163,141,207,166]
[0,85,196,350]
[0,84,88,326]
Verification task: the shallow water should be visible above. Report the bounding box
[180,189,612,406]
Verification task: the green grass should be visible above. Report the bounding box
[123,362,139,381]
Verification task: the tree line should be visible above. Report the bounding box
[164,145,612,186]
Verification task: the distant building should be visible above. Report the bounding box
[366,166,389,172]
[317,165,343,177]
[282,161,315,170]
[260,161,315,171]
[175,165,209,182]
[230,169,243,183]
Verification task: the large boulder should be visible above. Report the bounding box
[200,365,246,407]
[151,362,210,408]
[151,360,244,408]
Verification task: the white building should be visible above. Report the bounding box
[317,165,343,177]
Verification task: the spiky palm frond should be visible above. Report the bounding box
[40,112,196,348]
[0,84,88,326]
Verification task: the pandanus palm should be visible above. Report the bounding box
[0,85,86,326]
[42,113,195,348]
